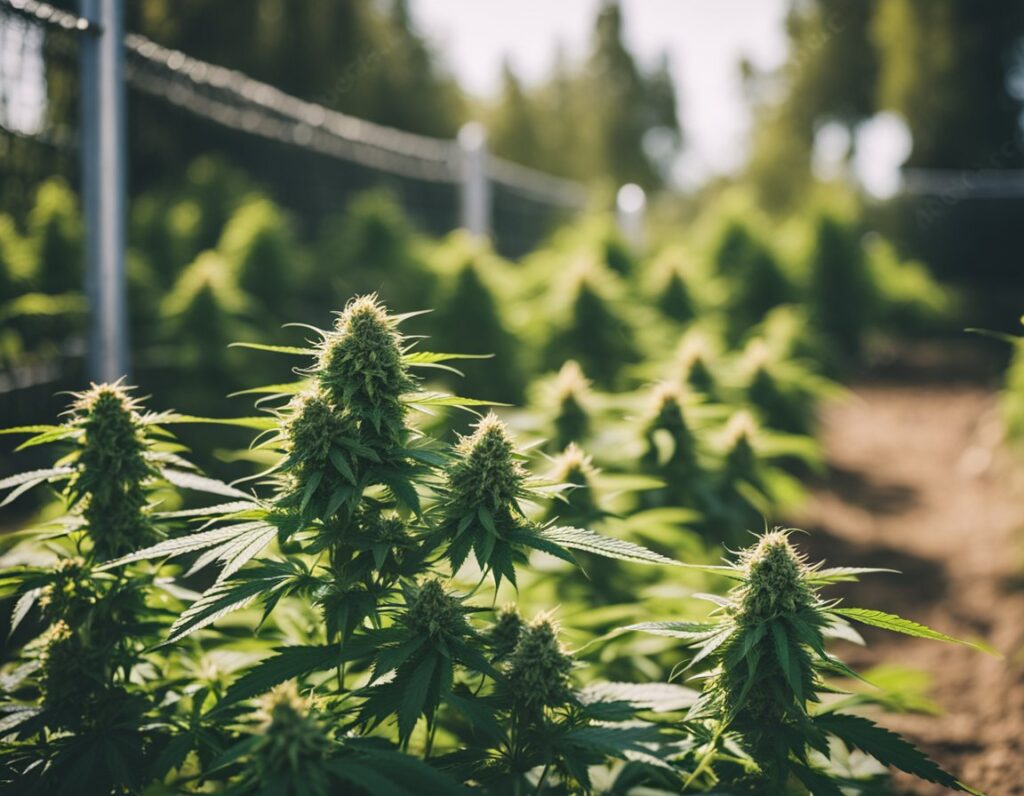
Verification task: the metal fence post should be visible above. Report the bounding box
[458,122,491,237]
[616,183,646,251]
[81,0,129,382]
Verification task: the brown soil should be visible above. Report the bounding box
[794,379,1024,796]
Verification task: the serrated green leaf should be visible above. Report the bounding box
[540,525,680,566]
[153,413,279,430]
[834,608,997,654]
[0,466,73,492]
[228,381,305,397]
[218,645,338,708]
[814,712,980,794]
[100,522,273,569]
[579,681,698,713]
[329,449,357,485]
[228,342,315,355]
[625,621,722,640]
[397,656,437,743]
[160,468,252,499]
[0,424,63,435]
[166,574,286,644]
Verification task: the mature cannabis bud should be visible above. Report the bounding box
[550,360,592,448]
[68,382,157,560]
[736,530,813,622]
[285,390,351,467]
[672,334,717,398]
[39,621,106,726]
[645,383,689,441]
[545,443,600,524]
[38,556,97,625]
[316,294,413,448]
[721,411,759,483]
[253,682,331,776]
[505,616,573,712]
[446,413,527,522]
[405,579,470,639]
[486,604,525,661]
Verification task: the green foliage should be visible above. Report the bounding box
[547,264,637,388]
[807,212,875,364]
[486,3,680,188]
[627,529,984,794]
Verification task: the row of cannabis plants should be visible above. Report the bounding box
[0,282,989,793]
[0,160,950,419]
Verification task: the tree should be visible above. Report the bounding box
[872,0,1024,168]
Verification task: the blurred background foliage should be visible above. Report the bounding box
[1,0,1022,443]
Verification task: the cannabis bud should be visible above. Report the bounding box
[722,411,759,481]
[550,360,592,448]
[69,382,157,560]
[446,413,527,521]
[38,556,97,625]
[254,682,331,775]
[486,604,525,661]
[646,383,688,437]
[285,390,352,467]
[316,294,412,448]
[39,621,105,725]
[736,530,813,621]
[673,334,717,397]
[545,443,600,523]
[505,615,573,711]
[405,578,470,639]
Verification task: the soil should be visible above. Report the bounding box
[793,364,1024,795]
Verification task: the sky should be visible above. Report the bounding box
[409,0,790,187]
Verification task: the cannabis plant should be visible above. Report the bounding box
[628,529,986,794]
[101,294,677,791]
[0,382,228,793]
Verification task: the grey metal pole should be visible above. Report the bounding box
[80,0,128,383]
[458,122,490,237]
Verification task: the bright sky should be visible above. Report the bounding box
[409,0,790,187]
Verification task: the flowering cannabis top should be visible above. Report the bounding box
[68,383,157,560]
[445,413,528,522]
[316,294,413,451]
[505,616,573,712]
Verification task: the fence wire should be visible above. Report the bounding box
[2,0,586,256]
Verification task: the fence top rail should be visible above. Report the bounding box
[1,0,95,32]
[3,0,589,204]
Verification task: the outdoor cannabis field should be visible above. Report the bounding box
[3,2,1024,794]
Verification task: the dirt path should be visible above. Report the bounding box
[795,381,1024,796]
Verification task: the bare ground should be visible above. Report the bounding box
[795,379,1024,796]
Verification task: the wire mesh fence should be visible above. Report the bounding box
[0,0,590,431]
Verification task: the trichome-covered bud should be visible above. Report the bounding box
[316,294,413,447]
[38,556,98,625]
[645,383,689,438]
[486,604,525,661]
[39,621,105,724]
[253,681,331,776]
[736,530,813,621]
[550,360,592,448]
[722,411,759,482]
[68,382,156,559]
[545,443,599,523]
[405,578,470,639]
[505,615,573,712]
[280,389,360,518]
[673,334,717,397]
[446,413,527,521]
[285,390,350,466]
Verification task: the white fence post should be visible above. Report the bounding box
[616,183,646,251]
[81,0,129,382]
[458,122,491,237]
